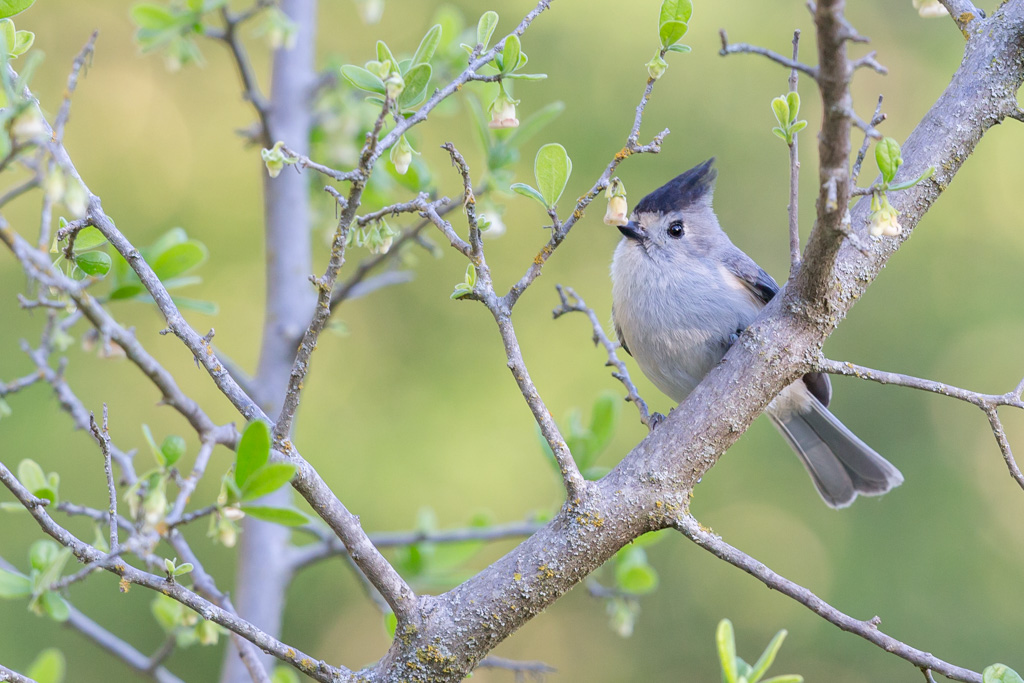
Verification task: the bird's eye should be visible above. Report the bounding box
[667,221,685,238]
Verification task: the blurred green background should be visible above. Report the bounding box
[1,0,1023,680]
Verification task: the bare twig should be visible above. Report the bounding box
[851,95,886,186]
[88,406,118,553]
[719,29,819,79]
[477,655,555,677]
[819,358,1024,490]
[674,515,982,683]
[787,30,802,272]
[206,8,271,144]
[552,285,654,430]
[0,663,36,683]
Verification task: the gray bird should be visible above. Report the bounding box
[610,159,903,508]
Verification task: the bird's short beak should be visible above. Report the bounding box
[617,220,646,241]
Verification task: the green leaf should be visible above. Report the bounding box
[510,182,548,208]
[789,120,807,135]
[875,137,903,184]
[0,568,31,598]
[40,591,70,622]
[659,0,693,27]
[410,24,441,66]
[659,20,688,48]
[985,665,1024,683]
[503,72,547,81]
[172,562,193,576]
[505,101,564,149]
[152,240,208,281]
[888,165,935,191]
[0,0,33,19]
[375,40,397,71]
[160,435,186,467]
[786,91,800,123]
[771,127,787,142]
[748,630,788,682]
[534,143,572,209]
[271,666,301,683]
[383,611,398,639]
[26,648,65,683]
[17,459,47,495]
[72,226,107,251]
[151,593,182,631]
[240,462,297,501]
[240,505,308,526]
[500,34,520,75]
[234,420,271,487]
[340,64,386,94]
[614,546,658,595]
[74,251,112,277]
[131,4,176,30]
[717,619,738,683]
[771,96,789,127]
[760,677,804,683]
[476,11,498,49]
[398,63,432,110]
[10,28,31,56]
[666,43,691,53]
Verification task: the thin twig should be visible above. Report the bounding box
[851,96,886,186]
[675,514,982,683]
[819,357,1024,490]
[0,663,36,683]
[937,0,983,33]
[719,29,819,79]
[787,30,802,272]
[89,406,119,553]
[552,285,654,430]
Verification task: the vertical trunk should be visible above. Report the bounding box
[222,1,318,680]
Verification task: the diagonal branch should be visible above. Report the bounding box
[674,514,982,683]
[552,285,654,430]
[0,462,353,683]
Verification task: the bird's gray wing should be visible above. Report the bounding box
[611,304,630,356]
[722,249,779,305]
[722,249,832,406]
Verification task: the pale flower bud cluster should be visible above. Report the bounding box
[603,177,629,226]
[869,191,902,237]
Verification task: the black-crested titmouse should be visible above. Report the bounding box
[610,159,903,508]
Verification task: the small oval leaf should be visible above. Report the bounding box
[501,34,520,75]
[875,137,903,184]
[659,20,688,48]
[398,63,432,109]
[0,0,34,19]
[411,24,441,66]
[240,462,297,501]
[510,182,548,208]
[151,240,207,281]
[534,143,572,209]
[74,251,112,277]
[0,568,31,598]
[240,504,308,526]
[340,64,385,94]
[476,11,498,49]
[72,226,107,251]
[235,421,271,487]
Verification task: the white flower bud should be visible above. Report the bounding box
[10,109,45,142]
[913,0,948,17]
[488,91,519,129]
[384,72,405,99]
[390,135,414,175]
[604,195,629,226]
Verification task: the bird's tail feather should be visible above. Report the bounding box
[768,398,903,509]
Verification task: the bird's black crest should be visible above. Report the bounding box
[634,158,717,215]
